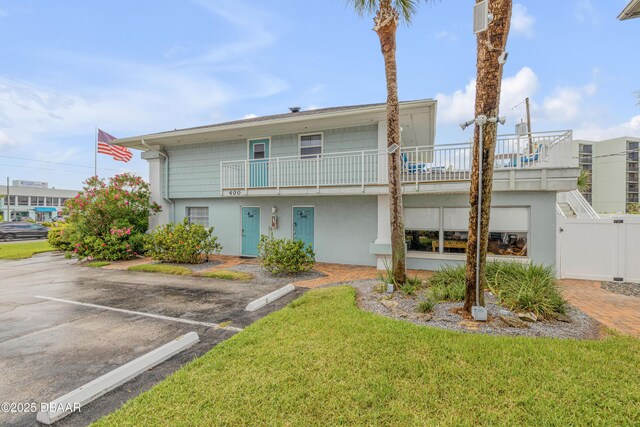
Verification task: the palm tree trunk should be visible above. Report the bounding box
[463,0,512,312]
[374,1,407,285]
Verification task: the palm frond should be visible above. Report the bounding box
[347,0,427,23]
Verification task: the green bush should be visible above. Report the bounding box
[144,218,222,264]
[63,174,161,260]
[427,262,567,319]
[428,265,466,302]
[47,224,74,252]
[398,276,424,296]
[257,234,315,275]
[416,299,436,313]
[485,261,566,319]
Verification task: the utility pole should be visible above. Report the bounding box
[526,97,533,154]
[5,177,10,222]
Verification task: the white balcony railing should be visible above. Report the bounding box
[220,130,573,192]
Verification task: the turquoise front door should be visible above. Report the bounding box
[293,207,314,249]
[242,207,260,257]
[249,138,269,187]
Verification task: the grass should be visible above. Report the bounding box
[200,270,253,281]
[485,262,566,319]
[427,262,566,319]
[94,287,640,426]
[428,264,467,301]
[85,261,111,268]
[0,240,55,260]
[127,263,192,275]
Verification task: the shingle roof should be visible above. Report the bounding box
[154,102,388,135]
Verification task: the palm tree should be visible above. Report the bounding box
[349,0,424,285]
[577,168,591,193]
[463,0,513,312]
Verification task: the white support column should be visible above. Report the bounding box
[374,194,391,269]
[142,150,170,229]
[377,120,388,185]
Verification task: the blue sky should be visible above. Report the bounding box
[0,0,638,189]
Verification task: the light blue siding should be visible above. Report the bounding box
[165,125,378,198]
[171,196,379,266]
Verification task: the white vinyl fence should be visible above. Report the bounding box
[557,216,640,282]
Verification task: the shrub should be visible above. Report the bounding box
[428,265,466,302]
[128,264,192,275]
[398,276,424,296]
[485,261,566,319]
[48,224,74,252]
[63,174,160,260]
[416,299,437,314]
[201,270,253,282]
[257,234,315,275]
[145,219,222,264]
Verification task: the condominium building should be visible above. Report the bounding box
[574,136,640,213]
[0,180,79,222]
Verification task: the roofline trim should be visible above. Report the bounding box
[115,99,435,149]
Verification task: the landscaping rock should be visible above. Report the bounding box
[499,314,530,329]
[380,299,398,310]
[517,312,538,322]
[414,313,433,322]
[392,309,410,318]
[498,309,513,317]
[554,313,572,323]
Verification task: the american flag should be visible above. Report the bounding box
[97,129,133,162]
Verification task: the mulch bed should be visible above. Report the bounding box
[348,279,604,340]
[601,281,640,298]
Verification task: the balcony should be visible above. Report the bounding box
[220,131,575,196]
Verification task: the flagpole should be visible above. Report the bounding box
[94,126,98,177]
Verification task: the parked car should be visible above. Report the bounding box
[0,222,50,241]
[51,216,66,223]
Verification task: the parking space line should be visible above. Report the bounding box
[34,296,243,332]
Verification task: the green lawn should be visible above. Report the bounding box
[94,286,640,426]
[127,263,191,275]
[0,241,55,260]
[85,261,111,268]
[200,269,253,281]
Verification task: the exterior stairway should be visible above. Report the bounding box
[557,201,576,218]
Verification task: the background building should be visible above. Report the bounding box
[574,136,640,213]
[0,180,79,222]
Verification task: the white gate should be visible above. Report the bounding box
[558,216,640,282]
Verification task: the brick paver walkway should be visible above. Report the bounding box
[560,279,640,337]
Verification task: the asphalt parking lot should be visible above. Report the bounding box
[0,252,303,426]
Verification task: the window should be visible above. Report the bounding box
[252,143,266,160]
[186,207,209,227]
[299,133,322,159]
[46,197,55,206]
[17,196,29,205]
[405,208,440,252]
[406,207,529,257]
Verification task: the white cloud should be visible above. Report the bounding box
[0,129,16,147]
[574,0,599,24]
[435,67,539,124]
[435,31,457,42]
[574,115,640,140]
[511,4,535,38]
[541,83,597,122]
[242,114,258,119]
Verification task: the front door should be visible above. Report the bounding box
[241,207,261,257]
[249,138,269,188]
[293,207,314,249]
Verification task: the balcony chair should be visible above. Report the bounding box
[401,153,429,173]
[514,143,544,167]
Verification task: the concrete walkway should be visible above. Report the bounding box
[560,279,640,337]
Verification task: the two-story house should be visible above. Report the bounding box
[114,99,578,271]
